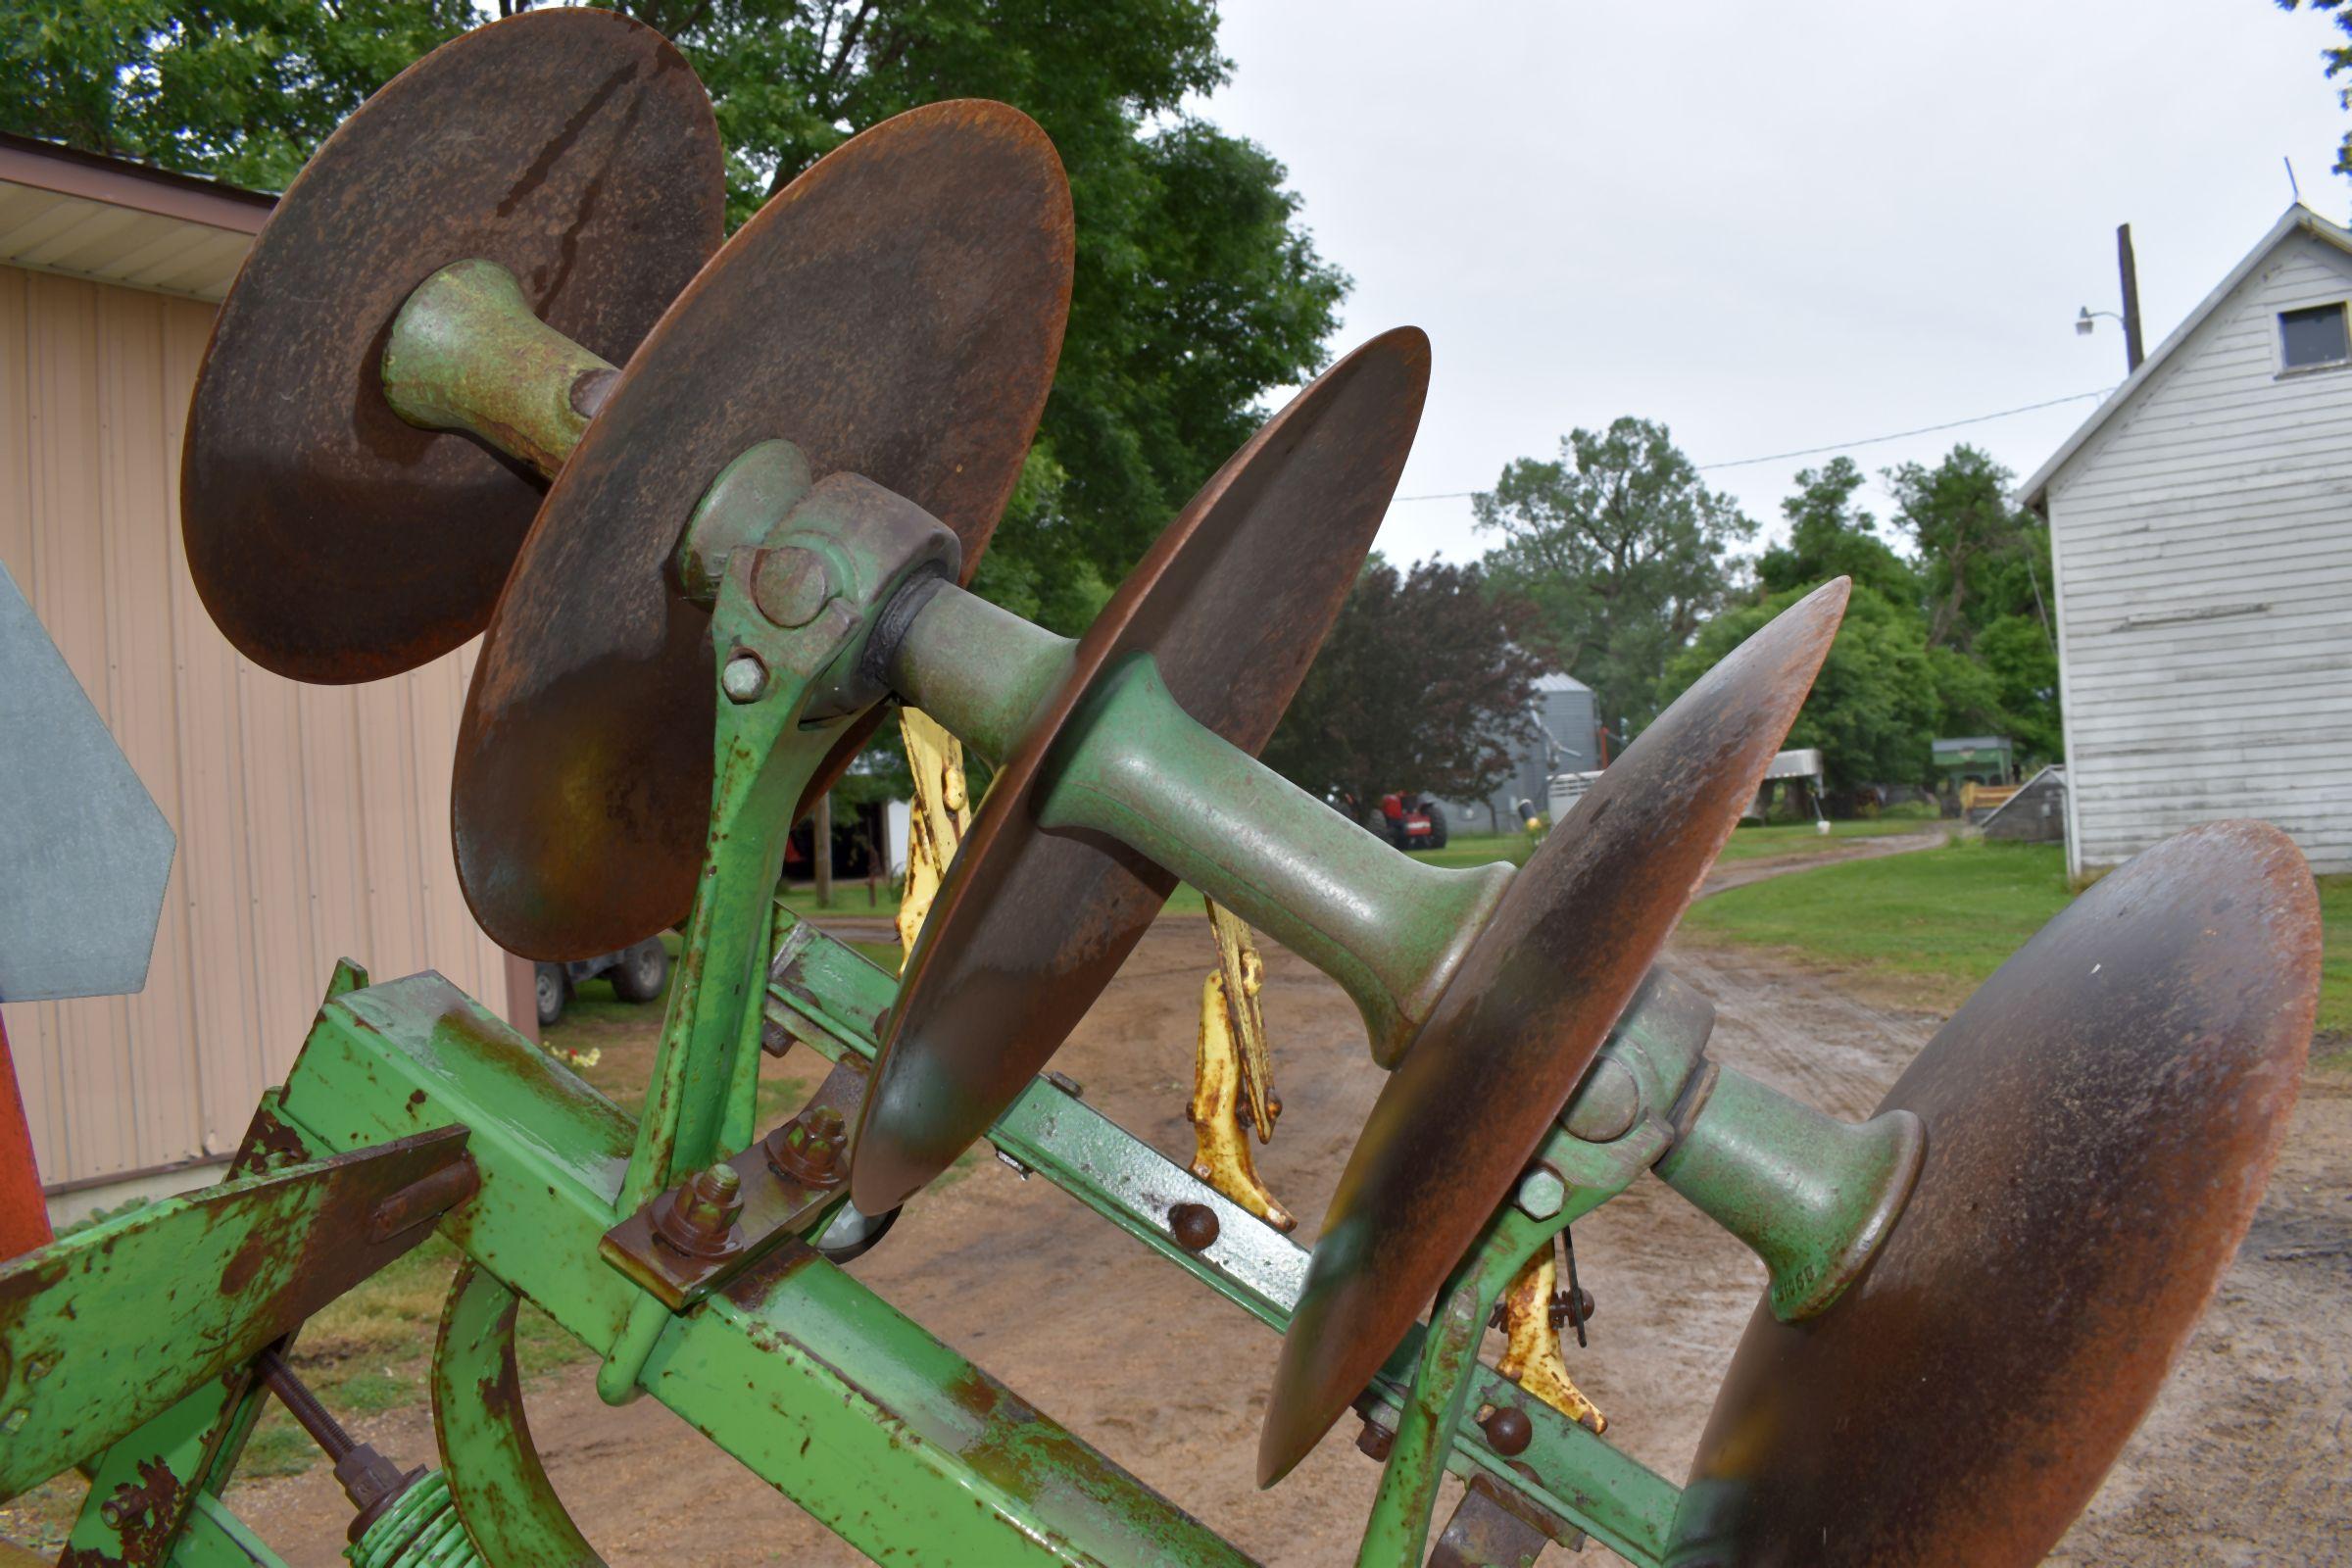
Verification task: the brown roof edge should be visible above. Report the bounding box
[0,130,274,234]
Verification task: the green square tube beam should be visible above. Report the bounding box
[270,971,1249,1568]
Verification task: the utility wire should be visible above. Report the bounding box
[1389,385,2115,501]
[1691,387,2114,470]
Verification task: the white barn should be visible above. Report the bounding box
[2021,204,2352,878]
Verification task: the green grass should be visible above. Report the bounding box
[778,878,899,919]
[2319,874,2351,1050]
[1711,816,1933,861]
[1682,839,2076,1008]
[1686,844,2351,1044]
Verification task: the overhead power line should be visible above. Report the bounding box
[1389,385,2115,501]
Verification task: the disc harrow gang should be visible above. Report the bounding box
[1,14,2323,1568]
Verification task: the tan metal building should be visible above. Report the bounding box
[0,134,529,1212]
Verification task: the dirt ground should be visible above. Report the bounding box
[200,845,2352,1564]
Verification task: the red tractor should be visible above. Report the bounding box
[1378,792,1449,852]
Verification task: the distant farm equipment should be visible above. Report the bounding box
[1378,792,1449,851]
[534,937,670,1026]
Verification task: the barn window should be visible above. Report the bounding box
[2279,303,2350,369]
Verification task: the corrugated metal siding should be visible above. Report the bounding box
[0,266,517,1187]
[2047,230,2352,876]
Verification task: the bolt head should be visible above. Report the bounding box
[721,651,767,703]
[753,546,831,628]
[1561,1056,1642,1144]
[1515,1165,1567,1220]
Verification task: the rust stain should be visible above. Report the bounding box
[497,60,642,218]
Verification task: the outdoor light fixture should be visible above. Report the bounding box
[2077,305,2122,336]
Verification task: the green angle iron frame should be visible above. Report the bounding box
[1,12,2326,1568]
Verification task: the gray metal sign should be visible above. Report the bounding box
[0,563,174,1002]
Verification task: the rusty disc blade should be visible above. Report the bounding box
[849,328,1432,1216]
[1669,818,2317,1568]
[454,100,1073,958]
[1257,577,1850,1488]
[182,10,722,683]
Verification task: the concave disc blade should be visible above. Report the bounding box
[454,100,1073,958]
[182,9,722,682]
[1669,818,2318,1568]
[1257,577,1850,1488]
[849,328,1432,1217]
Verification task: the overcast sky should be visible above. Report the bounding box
[1188,2,2349,564]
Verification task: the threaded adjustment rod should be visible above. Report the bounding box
[255,1345,422,1544]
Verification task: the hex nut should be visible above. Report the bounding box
[720,650,768,703]
[1515,1165,1567,1220]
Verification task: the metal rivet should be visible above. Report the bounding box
[1482,1405,1533,1455]
[1515,1165,1567,1220]
[720,651,767,703]
[1169,1202,1220,1250]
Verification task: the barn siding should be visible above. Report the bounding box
[2046,227,2352,876]
[0,267,520,1189]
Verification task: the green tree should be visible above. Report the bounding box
[1884,445,2047,651]
[0,2,478,188]
[1263,558,1543,822]
[1975,613,2063,761]
[1474,417,1756,732]
[1658,583,1938,795]
[1885,445,2061,760]
[1755,458,1919,604]
[1,0,1347,634]
[2278,1,2352,175]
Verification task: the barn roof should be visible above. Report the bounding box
[0,132,272,303]
[2019,204,2352,511]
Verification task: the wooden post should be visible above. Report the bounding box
[813,792,834,909]
[2116,223,2145,373]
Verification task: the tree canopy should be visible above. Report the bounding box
[1473,417,1756,732]
[1261,559,1542,821]
[1755,458,1919,605]
[1662,582,1939,794]
[1654,444,2060,795]
[1,0,1348,634]
[2278,0,2352,175]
